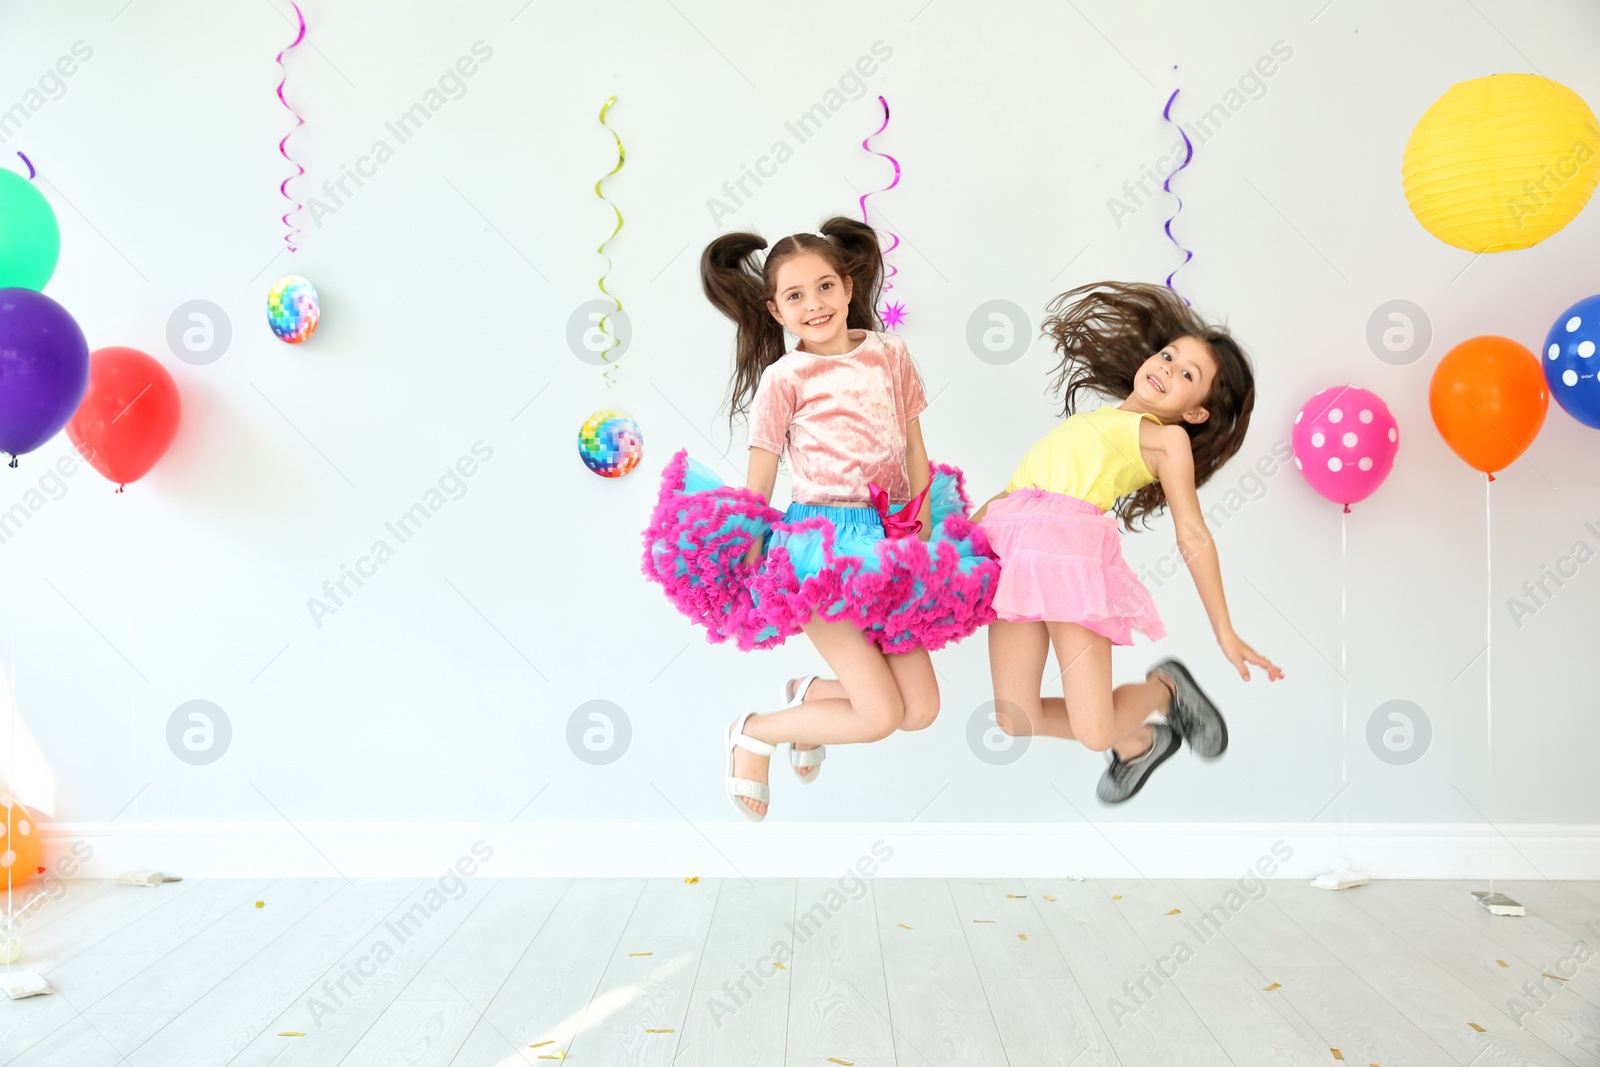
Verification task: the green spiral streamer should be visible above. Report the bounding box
[594,96,625,383]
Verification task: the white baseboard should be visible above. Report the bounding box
[36,822,1600,880]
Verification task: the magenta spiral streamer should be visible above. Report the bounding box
[276,3,308,252]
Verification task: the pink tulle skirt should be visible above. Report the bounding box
[981,489,1165,645]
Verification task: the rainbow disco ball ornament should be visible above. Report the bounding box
[578,410,643,478]
[267,275,319,344]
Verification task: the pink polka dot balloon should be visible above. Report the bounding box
[1291,386,1398,512]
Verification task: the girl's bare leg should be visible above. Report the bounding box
[987,620,1052,740]
[788,677,836,778]
[990,620,1173,761]
[1046,622,1172,760]
[729,619,918,816]
[886,647,939,731]
[786,646,936,777]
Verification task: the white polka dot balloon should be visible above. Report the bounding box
[1542,294,1600,429]
[1292,386,1399,512]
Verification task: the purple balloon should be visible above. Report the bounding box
[0,287,89,465]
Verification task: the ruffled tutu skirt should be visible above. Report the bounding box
[642,450,1000,654]
[982,488,1165,645]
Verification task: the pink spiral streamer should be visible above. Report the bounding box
[276,3,307,252]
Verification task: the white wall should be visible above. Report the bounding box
[1,0,1597,855]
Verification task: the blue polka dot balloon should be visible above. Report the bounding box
[1544,294,1600,429]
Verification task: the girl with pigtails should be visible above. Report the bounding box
[642,216,1000,821]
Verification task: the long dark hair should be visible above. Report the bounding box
[701,216,884,425]
[1043,281,1255,531]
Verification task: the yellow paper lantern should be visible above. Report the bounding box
[1402,73,1600,253]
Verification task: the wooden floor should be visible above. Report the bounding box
[2,876,1600,1065]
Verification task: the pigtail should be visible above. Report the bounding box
[817,216,884,332]
[701,233,787,425]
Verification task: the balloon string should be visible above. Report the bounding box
[857,96,901,297]
[1339,503,1347,867]
[6,499,13,968]
[1485,471,1494,895]
[276,2,307,253]
[595,96,625,385]
[1160,89,1194,306]
[15,153,34,181]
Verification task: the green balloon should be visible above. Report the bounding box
[0,169,61,291]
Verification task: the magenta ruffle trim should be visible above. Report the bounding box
[641,449,1000,654]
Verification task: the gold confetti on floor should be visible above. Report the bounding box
[277,1032,304,1037]
[1044,895,1056,902]
[1164,908,1181,915]
[773,962,786,970]
[1468,1022,1485,1032]
[1007,894,1027,898]
[1495,959,1508,967]
[684,876,699,883]
[537,1053,566,1061]
[898,923,913,930]
[629,952,653,957]
[1543,972,1569,982]
[530,1041,552,1049]
[827,1059,855,1065]
[645,1028,675,1033]
[1263,982,1281,991]
[1017,934,1028,941]
[255,901,265,909]
[1330,1050,1344,1061]
[1112,895,1122,901]
[972,919,994,923]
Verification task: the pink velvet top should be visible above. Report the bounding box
[747,329,929,506]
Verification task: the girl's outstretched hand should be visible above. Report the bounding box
[1219,630,1284,682]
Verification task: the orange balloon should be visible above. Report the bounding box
[1,794,43,888]
[1429,336,1548,476]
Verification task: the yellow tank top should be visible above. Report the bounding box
[1005,405,1161,511]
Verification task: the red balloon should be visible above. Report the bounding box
[65,347,180,490]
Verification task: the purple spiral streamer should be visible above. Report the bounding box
[1161,89,1194,306]
[276,3,307,252]
[16,152,35,180]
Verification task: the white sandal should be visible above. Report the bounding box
[784,676,826,784]
[726,712,776,822]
